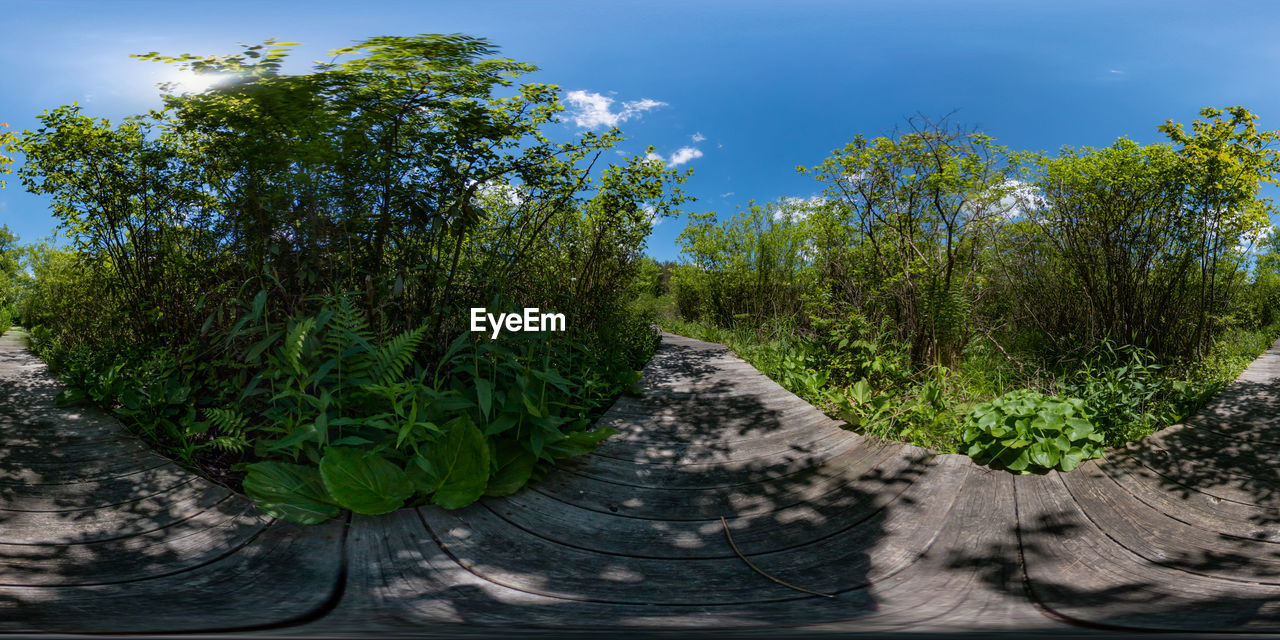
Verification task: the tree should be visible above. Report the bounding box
[803,116,1019,368]
[1005,138,1190,357]
[17,34,688,362]
[1159,106,1280,354]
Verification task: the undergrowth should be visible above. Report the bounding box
[28,293,658,522]
[661,317,1280,470]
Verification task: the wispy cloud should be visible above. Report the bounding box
[646,146,704,168]
[775,196,825,221]
[643,204,662,226]
[565,90,667,129]
[691,132,706,142]
[720,191,735,198]
[667,147,703,167]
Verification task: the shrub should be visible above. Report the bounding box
[1058,340,1172,446]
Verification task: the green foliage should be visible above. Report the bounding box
[661,109,1280,471]
[412,415,489,509]
[834,373,960,452]
[319,447,415,515]
[1058,340,1179,446]
[802,116,1022,368]
[223,292,635,520]
[0,121,15,189]
[675,199,818,326]
[241,461,340,525]
[13,34,675,523]
[962,390,1104,473]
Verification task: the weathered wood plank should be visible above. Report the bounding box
[532,439,917,520]
[1017,471,1280,631]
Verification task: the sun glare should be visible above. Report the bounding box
[158,69,230,94]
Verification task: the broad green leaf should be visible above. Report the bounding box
[545,427,615,459]
[319,446,414,515]
[330,435,374,446]
[484,440,537,497]
[1028,441,1060,469]
[1065,417,1094,440]
[417,415,490,509]
[850,378,870,404]
[1004,448,1031,471]
[1060,447,1086,472]
[476,378,493,418]
[243,461,340,524]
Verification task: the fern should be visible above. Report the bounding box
[370,325,427,386]
[323,296,373,383]
[199,407,251,454]
[283,317,316,376]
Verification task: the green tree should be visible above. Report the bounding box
[1159,106,1280,354]
[803,117,1019,368]
[18,34,687,362]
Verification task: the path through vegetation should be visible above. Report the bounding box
[3,328,1280,633]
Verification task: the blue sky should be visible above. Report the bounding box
[3,0,1280,260]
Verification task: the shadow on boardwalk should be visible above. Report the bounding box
[0,330,344,633]
[4,329,1280,634]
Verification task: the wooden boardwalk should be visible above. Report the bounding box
[3,328,1280,634]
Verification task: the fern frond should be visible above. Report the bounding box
[206,435,250,453]
[197,407,251,454]
[204,407,249,435]
[325,295,376,384]
[370,324,427,386]
[283,317,316,375]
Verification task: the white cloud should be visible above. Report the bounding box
[475,182,525,207]
[642,204,661,227]
[645,146,704,168]
[720,191,735,198]
[565,90,667,129]
[990,179,1044,219]
[774,196,826,221]
[1239,223,1274,254]
[666,147,703,167]
[691,132,706,143]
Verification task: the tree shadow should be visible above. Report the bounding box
[0,330,344,633]
[314,332,1037,633]
[945,342,1280,633]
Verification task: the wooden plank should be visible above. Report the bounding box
[531,439,918,520]
[0,451,175,485]
[590,425,855,467]
[0,518,345,633]
[1064,459,1280,582]
[0,465,193,512]
[0,479,229,543]
[1112,430,1280,509]
[0,495,268,585]
[487,450,939,559]
[594,408,850,452]
[1099,455,1280,542]
[1017,471,1280,631]
[566,430,862,489]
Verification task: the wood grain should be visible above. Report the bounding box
[7,327,1280,633]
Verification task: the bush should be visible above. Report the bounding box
[1057,340,1173,446]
